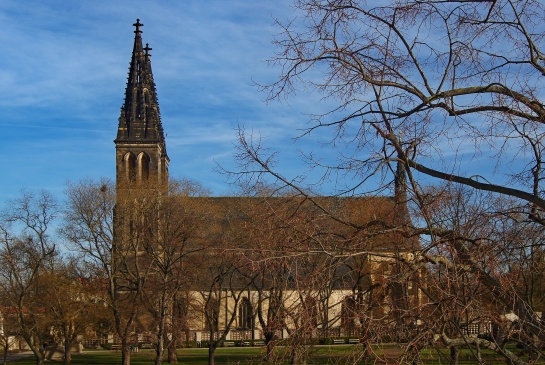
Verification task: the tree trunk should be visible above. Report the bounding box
[208,343,217,365]
[121,342,131,365]
[64,340,72,365]
[2,345,7,365]
[476,341,482,364]
[289,336,308,365]
[154,293,168,365]
[361,340,373,361]
[154,339,164,365]
[27,341,45,365]
[450,346,459,365]
[265,338,275,362]
[167,338,177,363]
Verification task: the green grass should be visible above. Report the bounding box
[7,348,264,365]
[7,344,545,365]
[420,345,545,365]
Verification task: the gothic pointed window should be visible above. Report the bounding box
[138,152,150,182]
[123,152,137,183]
[205,296,219,332]
[238,297,253,330]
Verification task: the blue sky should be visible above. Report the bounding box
[0,0,329,201]
[1,1,531,206]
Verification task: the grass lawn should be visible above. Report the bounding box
[6,344,545,364]
[7,347,263,365]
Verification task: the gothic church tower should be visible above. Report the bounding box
[115,19,169,196]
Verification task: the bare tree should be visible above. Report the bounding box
[0,191,57,365]
[194,253,252,365]
[0,293,20,365]
[34,259,95,365]
[61,178,154,365]
[240,200,292,361]
[140,179,209,365]
[230,1,545,363]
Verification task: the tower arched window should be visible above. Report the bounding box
[123,152,137,183]
[138,152,151,182]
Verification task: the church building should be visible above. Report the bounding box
[111,20,422,347]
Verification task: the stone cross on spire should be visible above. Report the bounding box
[144,43,152,56]
[133,19,143,34]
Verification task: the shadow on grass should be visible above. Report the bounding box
[7,348,264,365]
[7,345,536,365]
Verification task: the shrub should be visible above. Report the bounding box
[319,337,333,345]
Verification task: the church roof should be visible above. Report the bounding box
[198,195,416,251]
[115,19,168,160]
[173,195,418,291]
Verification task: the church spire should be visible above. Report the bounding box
[116,19,167,158]
[115,19,169,191]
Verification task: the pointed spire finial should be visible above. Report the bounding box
[133,19,143,34]
[144,43,152,56]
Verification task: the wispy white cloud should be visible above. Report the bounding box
[0,0,323,201]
